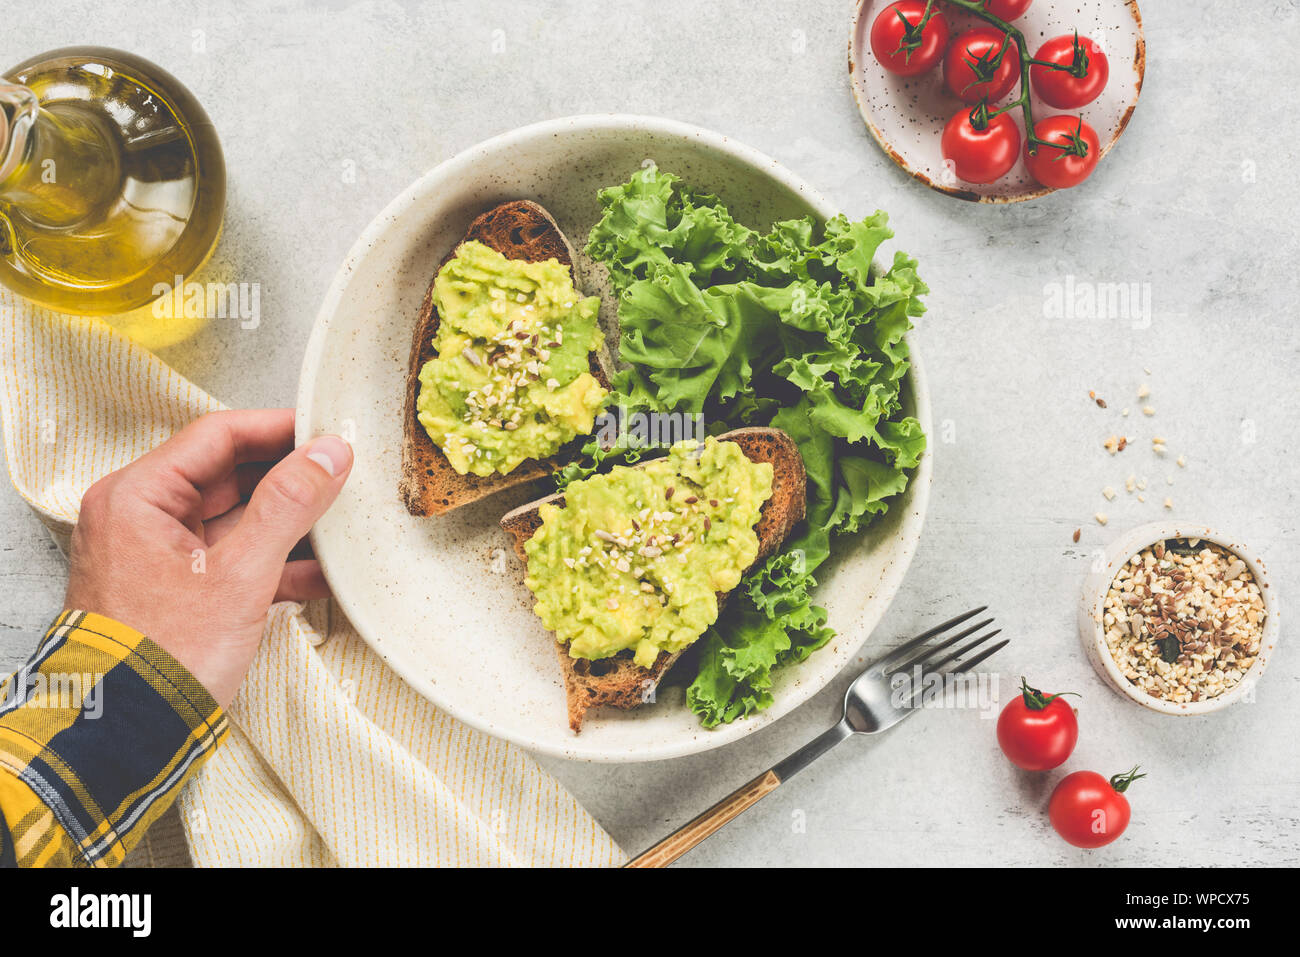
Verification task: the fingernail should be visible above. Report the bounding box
[306,435,352,477]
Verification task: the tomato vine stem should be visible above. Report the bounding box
[937,0,1082,156]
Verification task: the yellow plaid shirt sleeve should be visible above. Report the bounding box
[0,610,228,867]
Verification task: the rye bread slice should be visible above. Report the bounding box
[499,427,807,732]
[399,200,611,516]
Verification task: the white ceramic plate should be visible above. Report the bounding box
[296,115,932,762]
[849,0,1145,202]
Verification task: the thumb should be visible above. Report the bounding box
[221,435,352,577]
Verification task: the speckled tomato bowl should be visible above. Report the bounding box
[1078,522,1280,716]
[848,0,1146,202]
[296,115,932,762]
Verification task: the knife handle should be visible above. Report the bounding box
[624,769,782,868]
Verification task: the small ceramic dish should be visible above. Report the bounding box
[848,0,1146,202]
[1078,522,1280,715]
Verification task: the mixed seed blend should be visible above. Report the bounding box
[1102,539,1266,703]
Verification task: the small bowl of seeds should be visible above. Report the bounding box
[1078,522,1279,715]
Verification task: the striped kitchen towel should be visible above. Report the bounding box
[0,289,624,867]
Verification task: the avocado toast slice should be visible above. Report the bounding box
[400,200,612,516]
[499,427,807,732]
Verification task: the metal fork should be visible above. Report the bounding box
[625,607,1006,868]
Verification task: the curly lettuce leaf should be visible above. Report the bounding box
[570,165,927,727]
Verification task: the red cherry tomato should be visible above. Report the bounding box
[944,28,1020,104]
[1031,33,1110,108]
[996,678,1079,770]
[1049,767,1144,849]
[871,0,950,77]
[981,0,1033,19]
[941,107,1019,184]
[1023,115,1100,189]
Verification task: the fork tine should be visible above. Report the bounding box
[894,631,1009,711]
[888,618,995,675]
[923,627,1004,674]
[872,606,988,673]
[944,638,1010,675]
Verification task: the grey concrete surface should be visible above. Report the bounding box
[2,1,1298,867]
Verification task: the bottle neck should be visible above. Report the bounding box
[0,81,119,227]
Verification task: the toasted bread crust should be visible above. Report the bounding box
[500,427,807,731]
[399,200,609,516]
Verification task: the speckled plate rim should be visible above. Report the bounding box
[296,114,933,762]
[847,0,1147,203]
[1077,521,1280,716]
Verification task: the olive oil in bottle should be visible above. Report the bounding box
[0,47,226,320]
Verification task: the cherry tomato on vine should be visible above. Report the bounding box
[1049,767,1144,849]
[871,0,950,76]
[941,107,1019,184]
[996,678,1079,770]
[944,27,1020,104]
[981,0,1033,19]
[1031,33,1110,108]
[1023,115,1100,189]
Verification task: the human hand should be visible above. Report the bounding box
[64,409,353,706]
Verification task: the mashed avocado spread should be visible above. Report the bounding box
[416,240,608,476]
[524,437,773,667]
